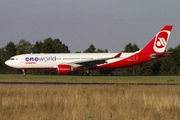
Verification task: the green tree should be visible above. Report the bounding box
[0,48,4,73]
[160,48,174,75]
[139,59,161,75]
[61,44,70,53]
[161,45,180,75]
[75,51,81,53]
[4,42,17,74]
[54,43,63,53]
[53,39,63,53]
[5,41,16,60]
[16,39,33,54]
[123,43,139,52]
[41,38,54,53]
[84,44,96,53]
[96,49,108,53]
[41,38,70,53]
[33,41,43,53]
[172,45,180,75]
[53,39,70,53]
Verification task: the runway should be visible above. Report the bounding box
[0,82,179,85]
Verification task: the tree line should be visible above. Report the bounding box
[0,38,179,75]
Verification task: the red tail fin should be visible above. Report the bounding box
[140,26,173,54]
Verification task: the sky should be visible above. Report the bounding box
[0,0,180,53]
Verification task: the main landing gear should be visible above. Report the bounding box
[82,70,93,76]
[22,69,26,76]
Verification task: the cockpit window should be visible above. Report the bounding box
[10,58,14,60]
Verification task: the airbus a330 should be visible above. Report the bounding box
[5,26,173,75]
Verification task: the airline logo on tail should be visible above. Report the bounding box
[153,30,171,53]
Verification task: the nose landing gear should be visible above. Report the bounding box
[22,69,26,76]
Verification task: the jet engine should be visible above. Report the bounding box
[57,65,74,74]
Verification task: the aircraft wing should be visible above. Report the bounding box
[66,53,122,68]
[69,57,114,67]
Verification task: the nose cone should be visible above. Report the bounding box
[5,60,10,66]
[5,59,19,68]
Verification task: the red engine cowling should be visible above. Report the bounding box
[58,65,72,74]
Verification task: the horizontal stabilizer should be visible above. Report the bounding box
[150,52,169,59]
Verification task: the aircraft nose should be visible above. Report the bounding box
[5,60,18,68]
[5,60,9,66]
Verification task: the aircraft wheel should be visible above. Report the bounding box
[23,72,26,76]
[82,72,88,76]
[89,72,93,76]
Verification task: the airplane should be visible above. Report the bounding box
[5,25,173,76]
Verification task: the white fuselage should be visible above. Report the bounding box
[5,53,136,69]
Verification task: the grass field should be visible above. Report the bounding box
[0,75,180,83]
[0,84,180,120]
[0,75,180,120]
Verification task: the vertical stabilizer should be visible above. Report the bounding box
[140,26,173,54]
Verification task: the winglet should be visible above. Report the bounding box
[114,53,121,58]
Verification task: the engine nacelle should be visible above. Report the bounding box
[58,65,74,74]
